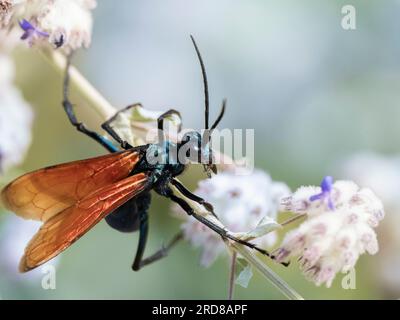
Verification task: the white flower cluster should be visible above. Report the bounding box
[0,0,96,51]
[275,177,384,287]
[177,169,290,267]
[0,52,33,172]
[340,152,400,295]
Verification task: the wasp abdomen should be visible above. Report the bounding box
[105,192,151,233]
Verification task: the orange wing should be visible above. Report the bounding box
[19,173,149,272]
[1,150,140,222]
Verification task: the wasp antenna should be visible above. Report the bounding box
[210,99,226,132]
[190,35,210,130]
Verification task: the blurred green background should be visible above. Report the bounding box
[1,0,400,299]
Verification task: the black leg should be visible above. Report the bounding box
[157,109,182,144]
[157,109,182,132]
[170,179,216,217]
[134,232,183,270]
[131,209,149,270]
[101,106,182,150]
[63,54,119,153]
[167,179,289,266]
[101,104,143,150]
[132,209,183,271]
[168,192,270,256]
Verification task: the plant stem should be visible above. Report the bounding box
[228,251,237,300]
[281,213,306,227]
[231,243,304,300]
[39,48,116,120]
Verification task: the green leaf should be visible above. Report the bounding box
[249,216,281,238]
[232,216,281,241]
[235,261,253,288]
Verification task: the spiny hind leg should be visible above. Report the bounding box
[131,207,183,271]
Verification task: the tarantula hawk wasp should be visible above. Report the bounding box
[1,36,278,273]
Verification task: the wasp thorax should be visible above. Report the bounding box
[178,131,213,165]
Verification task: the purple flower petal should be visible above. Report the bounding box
[310,193,324,201]
[18,19,49,43]
[327,197,335,211]
[20,30,32,40]
[321,176,333,193]
[36,29,50,37]
[19,19,34,31]
[310,176,335,211]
